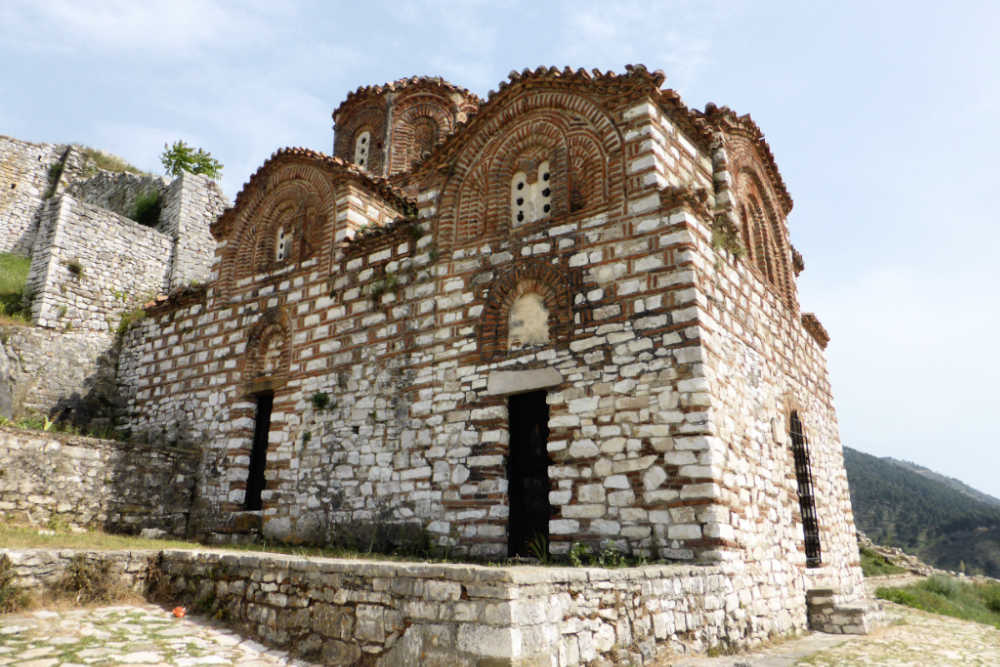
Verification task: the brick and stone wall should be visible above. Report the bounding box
[25,195,173,332]
[117,67,870,636]
[0,548,807,664]
[0,427,198,534]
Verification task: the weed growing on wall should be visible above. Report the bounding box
[131,190,162,227]
[56,554,129,605]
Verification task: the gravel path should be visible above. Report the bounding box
[666,600,1000,666]
[0,604,317,666]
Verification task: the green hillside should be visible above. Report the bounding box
[844,446,1000,578]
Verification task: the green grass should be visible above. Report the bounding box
[877,575,1000,629]
[0,252,32,325]
[79,146,151,177]
[860,545,908,577]
[0,521,438,563]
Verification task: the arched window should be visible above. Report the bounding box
[410,116,438,162]
[790,411,821,567]
[354,130,371,169]
[510,160,552,227]
[275,227,290,262]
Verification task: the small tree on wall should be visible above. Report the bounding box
[160,140,223,180]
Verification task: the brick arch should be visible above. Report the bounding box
[390,97,455,174]
[334,105,386,172]
[566,131,608,213]
[437,89,625,252]
[736,168,791,301]
[221,163,337,293]
[479,261,573,362]
[241,307,292,394]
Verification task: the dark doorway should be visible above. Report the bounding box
[507,390,550,557]
[790,411,822,567]
[244,393,273,511]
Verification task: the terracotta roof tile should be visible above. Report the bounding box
[332,76,482,122]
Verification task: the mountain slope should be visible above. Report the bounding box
[843,446,1000,578]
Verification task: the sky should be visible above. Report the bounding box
[2,1,998,497]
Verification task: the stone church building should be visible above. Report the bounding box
[119,65,867,627]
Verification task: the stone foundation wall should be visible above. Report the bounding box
[0,548,807,665]
[0,427,198,535]
[0,326,116,423]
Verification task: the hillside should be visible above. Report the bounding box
[844,446,1000,578]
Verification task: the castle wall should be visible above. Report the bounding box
[0,136,66,255]
[65,169,168,220]
[0,426,198,534]
[0,326,116,423]
[26,194,173,332]
[160,171,228,289]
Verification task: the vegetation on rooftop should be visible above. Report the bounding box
[79,146,150,177]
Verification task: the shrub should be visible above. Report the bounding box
[116,306,147,335]
[922,574,961,598]
[161,140,223,179]
[55,554,128,604]
[131,190,162,227]
[310,392,331,411]
[0,554,30,612]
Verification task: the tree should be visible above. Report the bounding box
[160,140,223,180]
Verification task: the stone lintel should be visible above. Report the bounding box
[485,368,562,396]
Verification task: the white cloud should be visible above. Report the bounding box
[2,0,281,58]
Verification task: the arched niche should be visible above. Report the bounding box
[221,162,336,294]
[479,261,573,362]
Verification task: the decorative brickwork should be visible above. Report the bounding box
[479,260,574,362]
[113,65,878,656]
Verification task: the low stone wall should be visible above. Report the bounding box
[0,549,156,595]
[0,547,803,665]
[0,427,198,535]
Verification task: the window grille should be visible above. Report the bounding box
[790,411,821,567]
